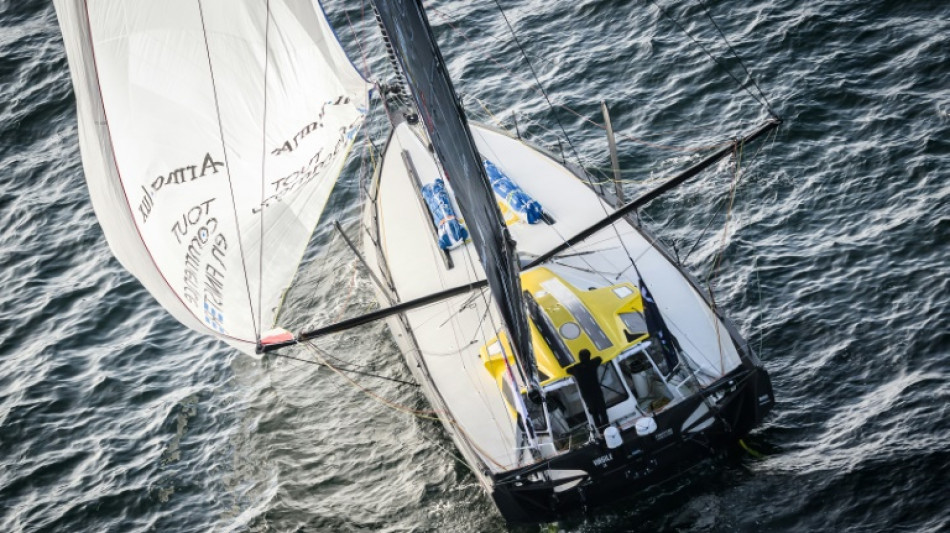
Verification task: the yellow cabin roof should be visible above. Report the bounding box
[479,267,650,390]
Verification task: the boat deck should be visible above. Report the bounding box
[363,122,742,473]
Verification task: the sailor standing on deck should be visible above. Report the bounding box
[567,349,610,433]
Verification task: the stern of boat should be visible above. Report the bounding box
[489,363,774,523]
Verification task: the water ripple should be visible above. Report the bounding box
[1,0,948,531]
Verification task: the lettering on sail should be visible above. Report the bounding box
[137,152,225,223]
[175,198,230,334]
[270,96,351,156]
[253,114,364,214]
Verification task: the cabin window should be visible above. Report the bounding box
[525,291,574,367]
[598,362,629,408]
[619,312,648,338]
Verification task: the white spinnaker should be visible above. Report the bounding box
[55,0,369,355]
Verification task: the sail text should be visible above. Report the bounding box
[137,152,225,223]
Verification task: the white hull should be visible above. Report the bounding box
[358,121,768,522]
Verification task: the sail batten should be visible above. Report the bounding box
[56,0,370,355]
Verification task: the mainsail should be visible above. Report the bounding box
[372,0,541,394]
[55,0,370,355]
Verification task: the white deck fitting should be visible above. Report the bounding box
[364,122,742,474]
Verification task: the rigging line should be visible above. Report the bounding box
[262,121,779,351]
[356,100,381,205]
[305,342,434,403]
[489,0,634,274]
[548,225,617,286]
[197,0,260,339]
[464,294,496,347]
[446,216,523,445]
[683,130,778,268]
[272,347,417,386]
[522,118,779,268]
[707,140,742,291]
[443,141,530,391]
[439,274,512,451]
[447,207,535,451]
[682,196,730,264]
[708,140,743,375]
[645,311,711,380]
[550,99,724,153]
[677,354,734,433]
[305,342,510,469]
[329,259,360,323]
[343,0,373,80]
[546,258,617,277]
[435,286,488,330]
[473,97,508,131]
[487,4,647,287]
[749,123,778,167]
[257,0,271,337]
[570,136,653,306]
[491,0,594,177]
[486,94,749,144]
[361,97,383,161]
[270,350,352,400]
[695,0,776,117]
[574,165,672,181]
[644,0,772,115]
[319,339,380,372]
[361,0,371,78]
[357,141,368,205]
[755,255,764,358]
[585,196,705,375]
[473,96,723,179]
[431,10,717,153]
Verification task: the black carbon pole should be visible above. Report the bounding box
[523,117,781,269]
[259,118,780,351]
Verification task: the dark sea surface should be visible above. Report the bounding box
[2,0,948,531]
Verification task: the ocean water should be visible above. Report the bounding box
[1,0,948,531]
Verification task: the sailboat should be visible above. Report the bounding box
[56,0,777,523]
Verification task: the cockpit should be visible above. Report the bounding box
[480,267,698,455]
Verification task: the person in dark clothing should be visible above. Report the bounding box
[566,349,610,432]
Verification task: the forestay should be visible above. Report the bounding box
[55,0,369,355]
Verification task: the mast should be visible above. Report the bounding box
[371,0,542,399]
